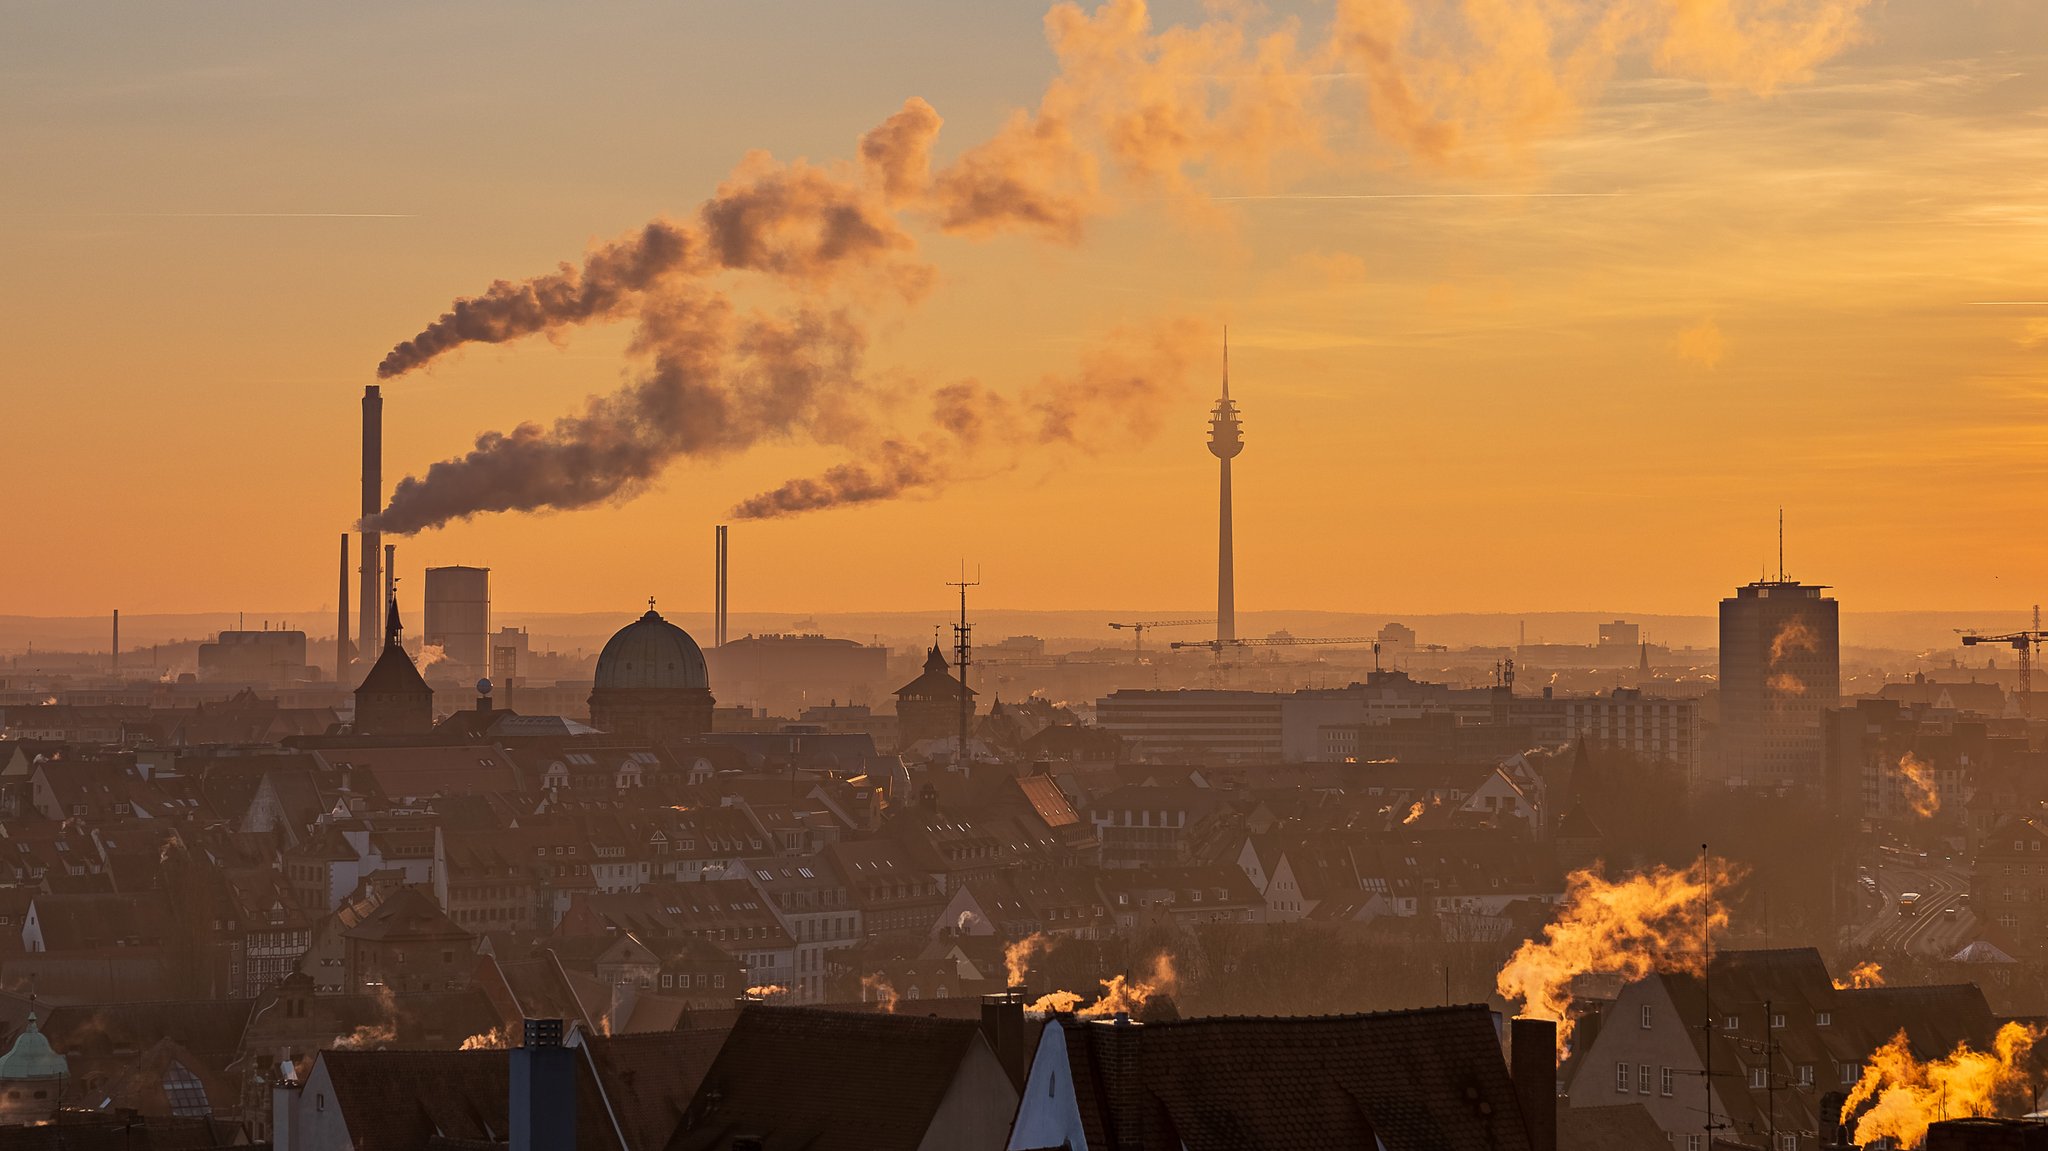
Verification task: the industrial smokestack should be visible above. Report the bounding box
[1510,1017,1559,1151]
[111,610,119,677]
[337,533,351,684]
[359,385,383,676]
[715,525,728,647]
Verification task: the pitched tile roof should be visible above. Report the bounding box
[1053,1004,1537,1151]
[669,1005,995,1151]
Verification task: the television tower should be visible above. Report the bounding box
[1208,331,1243,647]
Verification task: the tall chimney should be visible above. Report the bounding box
[510,1018,576,1151]
[337,534,351,684]
[358,385,383,675]
[715,524,728,647]
[111,610,119,677]
[1510,1017,1558,1151]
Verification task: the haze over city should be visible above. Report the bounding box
[9,0,2048,618]
[8,3,2048,1151]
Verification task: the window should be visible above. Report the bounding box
[1841,1062,1861,1085]
[1779,1137,1797,1151]
[1750,1067,1767,1089]
[1616,1062,1630,1093]
[1640,1004,1654,1029]
[162,1063,210,1117]
[1724,1015,1740,1031]
[1770,1012,1786,1030]
[1816,1012,1832,1027]
[1638,1064,1651,1094]
[1686,1137,1703,1151]
[1661,1067,1675,1096]
[1797,1064,1814,1087]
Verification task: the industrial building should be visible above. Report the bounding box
[423,566,491,683]
[197,629,316,685]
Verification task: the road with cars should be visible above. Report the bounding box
[1848,848,1977,958]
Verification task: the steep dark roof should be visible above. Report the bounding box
[1056,1005,1536,1151]
[357,639,432,696]
[316,1047,621,1151]
[581,1029,733,1151]
[895,646,974,702]
[344,885,472,944]
[669,1005,990,1151]
[1560,1104,1670,1151]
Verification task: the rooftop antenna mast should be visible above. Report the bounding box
[1778,507,1785,582]
[946,565,980,777]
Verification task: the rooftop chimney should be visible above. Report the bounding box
[1510,1017,1558,1151]
[510,1018,575,1151]
[980,989,1027,1091]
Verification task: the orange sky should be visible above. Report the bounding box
[6,0,2048,619]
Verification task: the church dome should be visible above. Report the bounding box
[594,608,710,692]
[0,1015,67,1083]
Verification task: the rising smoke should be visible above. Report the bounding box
[1844,1022,2045,1148]
[372,0,1874,532]
[1495,857,1737,1054]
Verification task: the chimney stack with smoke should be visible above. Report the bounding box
[358,385,383,678]
[1511,1017,1559,1151]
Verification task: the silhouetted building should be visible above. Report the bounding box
[1719,579,1839,787]
[587,605,715,743]
[353,598,434,737]
[704,632,889,715]
[197,629,315,685]
[422,565,491,683]
[895,645,973,751]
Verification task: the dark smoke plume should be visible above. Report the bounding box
[372,295,871,534]
[373,0,1872,531]
[729,317,1202,520]
[377,222,697,378]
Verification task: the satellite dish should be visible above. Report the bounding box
[477,677,494,696]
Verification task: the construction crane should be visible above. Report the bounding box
[1371,640,1449,673]
[1957,604,2048,703]
[1108,618,1213,657]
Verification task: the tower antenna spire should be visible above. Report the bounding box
[1778,506,1785,582]
[1222,325,1230,400]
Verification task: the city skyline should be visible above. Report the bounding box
[8,1,2048,620]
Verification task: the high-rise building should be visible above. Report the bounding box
[1718,579,1839,787]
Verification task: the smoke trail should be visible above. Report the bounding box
[728,316,1201,520]
[373,0,1873,531]
[1845,1022,2044,1148]
[375,295,872,533]
[1496,857,1738,1055]
[377,156,920,381]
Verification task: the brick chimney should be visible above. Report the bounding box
[1510,1017,1558,1151]
[511,1019,576,1151]
[979,989,1028,1091]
